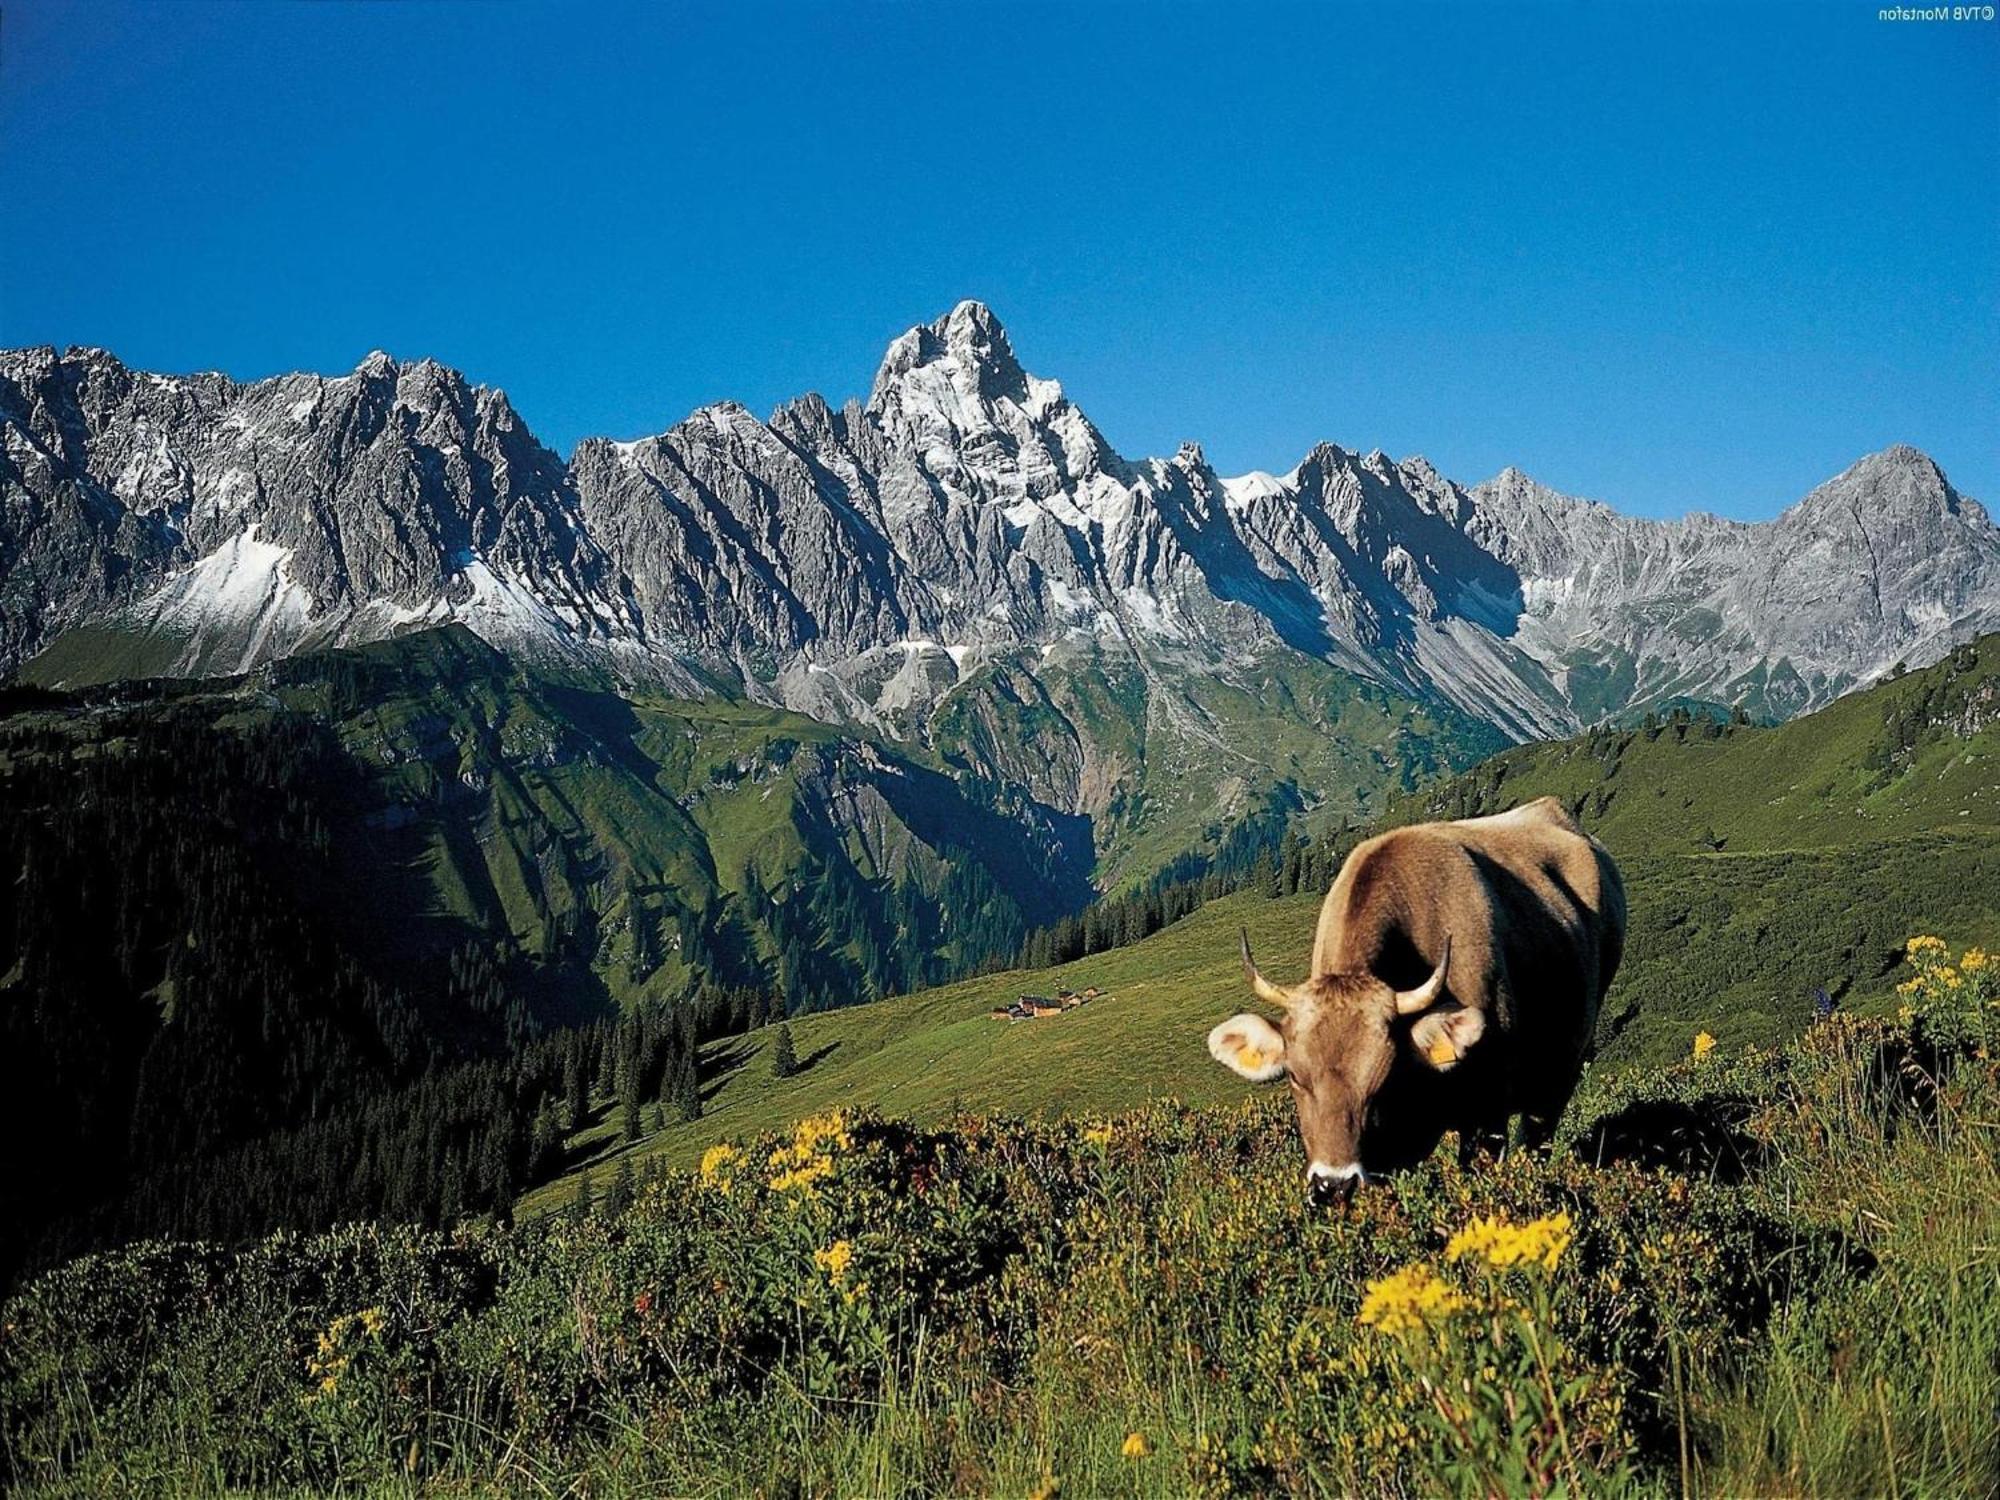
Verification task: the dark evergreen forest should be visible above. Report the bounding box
[0,682,1313,1290]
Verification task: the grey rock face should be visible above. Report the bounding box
[0,344,628,679]
[3,304,1995,740]
[1468,446,2000,719]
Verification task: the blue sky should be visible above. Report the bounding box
[3,1,1994,520]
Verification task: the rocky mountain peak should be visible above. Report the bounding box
[868,299,1028,410]
[1297,440,1355,475]
[1799,443,1955,516]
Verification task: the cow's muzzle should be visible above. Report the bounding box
[1305,1161,1363,1210]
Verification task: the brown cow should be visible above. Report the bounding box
[1208,797,1625,1207]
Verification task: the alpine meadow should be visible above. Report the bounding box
[3,3,1999,1496]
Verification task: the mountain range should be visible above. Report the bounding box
[4,302,1997,882]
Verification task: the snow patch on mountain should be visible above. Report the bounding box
[124,528,316,675]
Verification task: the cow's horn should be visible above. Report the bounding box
[1240,929,1295,1010]
[1394,938,1452,1015]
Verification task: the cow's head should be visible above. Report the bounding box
[1207,929,1477,1207]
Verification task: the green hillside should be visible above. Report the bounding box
[1383,635,1998,853]
[924,640,1504,886]
[0,623,1496,1281]
[5,627,1094,1019]
[6,625,1503,1016]
[527,636,2000,1212]
[27,621,1505,900]
[9,953,1996,1497]
[262,628,1095,1010]
[0,628,1088,1281]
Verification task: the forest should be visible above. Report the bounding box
[0,660,1290,1288]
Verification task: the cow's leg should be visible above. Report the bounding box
[1516,1073,1581,1154]
[1456,1118,1509,1167]
[1514,1112,1557,1153]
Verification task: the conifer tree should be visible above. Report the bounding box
[566,1040,590,1131]
[606,1155,635,1216]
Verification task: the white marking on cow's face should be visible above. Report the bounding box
[1307,1160,1363,1184]
[1305,1159,1364,1206]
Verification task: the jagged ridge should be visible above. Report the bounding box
[4,303,1996,744]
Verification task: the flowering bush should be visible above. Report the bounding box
[1896,936,1998,1055]
[303,1305,385,1403]
[3,938,1995,1497]
[1353,1212,1629,1497]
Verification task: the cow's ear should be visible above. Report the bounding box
[1409,1006,1487,1071]
[1207,1013,1287,1083]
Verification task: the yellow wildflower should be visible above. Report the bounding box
[303,1308,381,1404]
[1121,1431,1152,1459]
[1082,1122,1113,1150]
[1446,1211,1574,1271]
[1357,1263,1466,1335]
[1906,935,1947,955]
[769,1155,834,1195]
[1692,1031,1717,1061]
[813,1238,854,1285]
[699,1143,742,1190]
[790,1109,853,1157]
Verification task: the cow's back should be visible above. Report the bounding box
[1457,801,1620,1033]
[1314,797,1624,1041]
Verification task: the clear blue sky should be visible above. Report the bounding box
[3,1,1994,519]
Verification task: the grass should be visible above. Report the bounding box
[524,809,2000,1213]
[1690,1098,2000,1493]
[509,636,2000,1213]
[6,955,1995,1497]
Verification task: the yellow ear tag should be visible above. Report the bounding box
[1235,1046,1267,1070]
[1426,1038,1458,1066]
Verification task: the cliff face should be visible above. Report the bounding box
[6,303,1995,744]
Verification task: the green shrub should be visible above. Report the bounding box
[4,955,1995,1497]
